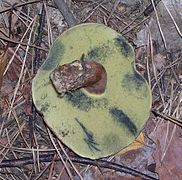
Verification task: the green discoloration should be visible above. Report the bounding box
[76,118,100,152]
[40,102,50,112]
[102,133,121,151]
[114,36,132,57]
[93,98,108,109]
[64,91,94,111]
[122,73,145,91]
[121,72,148,100]
[110,108,137,136]
[59,129,69,137]
[64,91,109,111]
[41,41,64,70]
[41,93,48,101]
[86,41,113,63]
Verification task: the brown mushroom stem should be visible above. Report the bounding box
[50,60,107,95]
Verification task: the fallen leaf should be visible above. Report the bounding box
[115,132,145,156]
[150,121,182,179]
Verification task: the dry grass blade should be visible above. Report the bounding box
[149,31,165,106]
[57,141,83,180]
[122,16,150,35]
[34,162,52,180]
[151,0,167,49]
[44,2,53,47]
[106,0,120,22]
[146,27,152,88]
[47,154,56,180]
[7,16,37,119]
[161,80,174,162]
[152,110,182,128]
[0,47,7,90]
[10,105,29,147]
[161,0,182,37]
[120,14,141,33]
[3,16,37,76]
[0,121,26,164]
[161,124,176,162]
[0,0,42,14]
[47,128,74,180]
[83,0,106,22]
[151,57,181,90]
[0,35,47,51]
[0,0,181,178]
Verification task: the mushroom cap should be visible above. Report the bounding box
[32,23,152,159]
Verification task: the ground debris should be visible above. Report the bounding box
[0,0,181,179]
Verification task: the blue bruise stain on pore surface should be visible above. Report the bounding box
[75,118,100,152]
[85,41,113,63]
[64,91,94,111]
[114,35,132,57]
[110,107,137,136]
[122,72,146,91]
[41,41,64,70]
[121,70,148,100]
[64,90,109,111]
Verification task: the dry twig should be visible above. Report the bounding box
[0,153,159,180]
[53,0,79,27]
[0,0,42,14]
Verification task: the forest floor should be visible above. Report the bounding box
[0,0,182,179]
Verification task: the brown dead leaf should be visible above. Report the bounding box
[109,132,157,179]
[115,132,145,156]
[150,121,182,179]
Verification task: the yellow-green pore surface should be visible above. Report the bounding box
[32,23,152,159]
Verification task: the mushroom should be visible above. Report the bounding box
[32,23,152,159]
[50,57,107,96]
